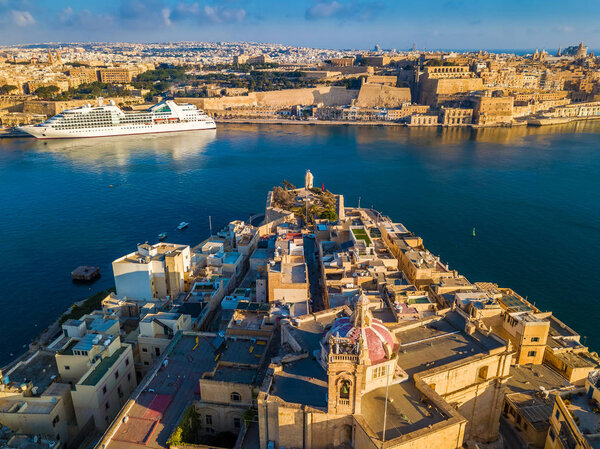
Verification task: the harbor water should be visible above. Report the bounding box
[1,122,599,365]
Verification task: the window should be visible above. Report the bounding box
[105,402,110,410]
[102,386,107,394]
[555,410,560,420]
[372,366,387,379]
[478,366,489,381]
[206,427,214,434]
[155,347,161,357]
[527,351,537,357]
[125,358,130,366]
[549,428,556,441]
[206,415,212,425]
[128,373,131,381]
[144,361,149,366]
[531,337,540,342]
[115,370,119,379]
[231,392,242,402]
[142,347,148,352]
[234,417,241,429]
[64,365,70,370]
[52,415,60,427]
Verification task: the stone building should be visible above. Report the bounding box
[258,291,512,449]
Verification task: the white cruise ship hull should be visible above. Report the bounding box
[19,120,216,139]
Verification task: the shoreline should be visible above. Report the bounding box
[214,116,600,128]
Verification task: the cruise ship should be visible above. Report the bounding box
[19,99,216,139]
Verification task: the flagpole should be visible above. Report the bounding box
[382,366,390,444]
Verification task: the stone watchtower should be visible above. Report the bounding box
[323,293,400,416]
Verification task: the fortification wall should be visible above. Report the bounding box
[176,86,359,110]
[355,84,412,108]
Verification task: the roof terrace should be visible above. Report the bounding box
[360,381,446,440]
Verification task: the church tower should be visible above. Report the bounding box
[323,292,401,416]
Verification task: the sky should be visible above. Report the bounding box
[0,0,599,50]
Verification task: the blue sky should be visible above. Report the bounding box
[0,0,598,50]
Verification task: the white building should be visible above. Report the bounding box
[112,242,191,301]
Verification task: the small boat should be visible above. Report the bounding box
[177,222,189,230]
[158,232,168,241]
[472,227,476,237]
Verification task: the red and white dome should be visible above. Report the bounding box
[325,293,397,364]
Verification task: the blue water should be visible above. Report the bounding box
[1,122,600,365]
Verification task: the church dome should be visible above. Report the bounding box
[324,293,396,364]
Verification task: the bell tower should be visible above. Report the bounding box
[326,334,367,415]
[324,292,403,416]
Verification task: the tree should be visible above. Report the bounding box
[0,85,18,95]
[34,85,60,99]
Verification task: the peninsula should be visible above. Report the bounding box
[1,171,598,449]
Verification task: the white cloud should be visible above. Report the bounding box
[306,1,343,19]
[11,9,35,26]
[556,25,574,33]
[161,7,171,26]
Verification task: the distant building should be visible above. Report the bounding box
[98,68,133,84]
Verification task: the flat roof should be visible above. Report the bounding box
[80,346,126,386]
[219,339,266,366]
[568,394,600,449]
[360,381,446,440]
[506,364,572,394]
[5,351,58,393]
[208,366,258,385]
[271,366,328,409]
[506,392,553,431]
[395,313,503,376]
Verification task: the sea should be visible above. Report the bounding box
[1,122,599,366]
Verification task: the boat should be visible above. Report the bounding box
[18,99,216,139]
[158,232,168,241]
[177,222,189,230]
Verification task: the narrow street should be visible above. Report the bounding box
[304,236,324,312]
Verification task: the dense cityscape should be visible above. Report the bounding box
[2,41,600,130]
[0,169,599,449]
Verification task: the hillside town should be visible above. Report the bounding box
[2,42,600,129]
[1,171,599,449]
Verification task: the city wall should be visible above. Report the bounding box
[176,86,359,110]
[355,84,412,108]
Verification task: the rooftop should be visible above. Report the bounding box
[206,366,258,385]
[80,346,127,386]
[360,381,446,440]
[271,358,328,409]
[4,351,58,393]
[506,364,572,394]
[506,392,553,431]
[395,313,504,376]
[567,394,600,448]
